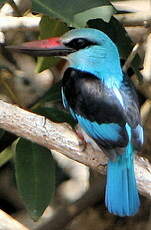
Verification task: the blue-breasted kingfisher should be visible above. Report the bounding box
[7,28,144,216]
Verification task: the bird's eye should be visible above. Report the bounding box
[74,38,88,49]
[65,38,96,50]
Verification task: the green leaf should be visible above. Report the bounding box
[88,17,143,80]
[0,146,13,167]
[74,6,115,26]
[0,0,6,5]
[15,139,55,221]
[31,81,62,110]
[32,0,113,27]
[36,16,68,72]
[34,107,76,127]
[39,81,62,103]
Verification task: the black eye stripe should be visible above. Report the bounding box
[64,38,97,50]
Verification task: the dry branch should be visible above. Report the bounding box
[112,0,150,13]
[142,33,151,81]
[0,16,40,31]
[115,11,151,26]
[0,209,29,230]
[0,100,151,199]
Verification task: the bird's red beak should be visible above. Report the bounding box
[6,37,74,56]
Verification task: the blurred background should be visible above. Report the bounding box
[0,0,151,229]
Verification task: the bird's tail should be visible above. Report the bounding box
[105,143,140,216]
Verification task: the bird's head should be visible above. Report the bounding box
[7,28,122,77]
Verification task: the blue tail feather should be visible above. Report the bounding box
[105,144,140,216]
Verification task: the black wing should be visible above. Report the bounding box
[120,74,140,127]
[62,68,140,127]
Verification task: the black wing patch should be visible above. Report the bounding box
[120,74,140,128]
[62,67,141,127]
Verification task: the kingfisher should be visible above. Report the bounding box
[7,28,143,216]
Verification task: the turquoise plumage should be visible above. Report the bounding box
[105,124,140,216]
[61,29,143,216]
[8,28,144,216]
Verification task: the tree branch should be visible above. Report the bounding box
[0,100,151,199]
[112,1,150,13]
[0,209,29,230]
[0,16,40,31]
[115,11,151,27]
[142,33,151,81]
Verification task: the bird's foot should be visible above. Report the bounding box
[75,125,87,151]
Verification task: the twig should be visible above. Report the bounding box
[142,33,151,81]
[0,100,150,199]
[0,16,41,31]
[141,99,151,124]
[7,0,22,16]
[112,1,150,13]
[125,26,148,44]
[122,43,140,73]
[0,209,29,230]
[115,11,151,27]
[123,28,150,73]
